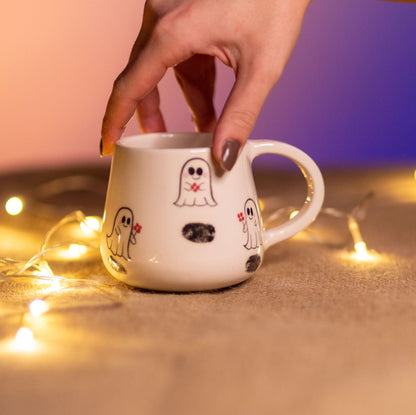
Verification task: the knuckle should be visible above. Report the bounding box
[150,14,190,65]
[228,109,257,132]
[152,12,179,43]
[247,51,285,86]
[112,72,129,95]
[150,3,194,49]
[253,59,283,86]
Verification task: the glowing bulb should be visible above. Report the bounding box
[67,244,87,258]
[80,216,101,234]
[29,299,48,317]
[48,280,61,292]
[34,265,53,277]
[13,327,35,352]
[5,196,24,215]
[354,241,371,261]
[289,210,299,219]
[258,198,265,212]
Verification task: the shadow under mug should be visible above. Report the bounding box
[100,133,324,291]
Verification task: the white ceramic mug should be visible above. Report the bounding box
[100,132,324,291]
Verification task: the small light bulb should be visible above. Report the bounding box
[289,210,299,219]
[34,265,53,278]
[13,327,35,352]
[80,216,101,234]
[48,280,61,292]
[354,241,371,261]
[68,244,88,258]
[258,199,265,212]
[5,196,24,215]
[29,299,48,317]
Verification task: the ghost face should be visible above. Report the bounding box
[246,203,255,222]
[118,210,133,230]
[106,207,136,260]
[242,198,262,250]
[186,164,205,181]
[174,158,217,207]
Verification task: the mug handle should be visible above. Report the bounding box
[248,140,325,251]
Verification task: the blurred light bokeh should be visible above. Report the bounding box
[1,0,415,173]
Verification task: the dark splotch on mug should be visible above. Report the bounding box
[108,255,127,274]
[245,254,261,273]
[182,223,216,243]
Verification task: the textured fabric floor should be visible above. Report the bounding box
[0,165,415,415]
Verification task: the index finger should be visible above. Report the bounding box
[101,55,168,155]
[100,11,200,155]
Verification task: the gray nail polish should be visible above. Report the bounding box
[221,139,241,171]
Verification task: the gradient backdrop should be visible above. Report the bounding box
[1,0,415,173]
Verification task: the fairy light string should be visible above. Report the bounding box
[1,176,129,352]
[262,191,377,261]
[4,168,414,352]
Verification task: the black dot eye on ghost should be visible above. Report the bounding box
[188,167,203,176]
[247,207,254,217]
[121,216,131,225]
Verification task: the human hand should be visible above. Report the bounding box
[101,0,311,170]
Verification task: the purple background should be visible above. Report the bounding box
[249,0,416,168]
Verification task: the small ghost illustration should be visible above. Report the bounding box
[106,207,137,260]
[241,198,262,250]
[174,158,217,207]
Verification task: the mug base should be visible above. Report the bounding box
[103,254,257,292]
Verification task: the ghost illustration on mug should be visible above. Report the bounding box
[106,207,137,260]
[174,158,217,207]
[242,198,262,250]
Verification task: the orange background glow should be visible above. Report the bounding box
[1,1,415,173]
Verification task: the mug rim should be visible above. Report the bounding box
[116,132,213,151]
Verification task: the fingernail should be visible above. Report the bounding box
[99,138,103,158]
[221,139,241,171]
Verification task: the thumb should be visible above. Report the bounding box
[213,65,276,171]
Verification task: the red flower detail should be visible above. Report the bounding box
[134,223,142,233]
[237,212,244,222]
[190,182,200,192]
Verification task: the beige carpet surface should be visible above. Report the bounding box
[0,165,415,415]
